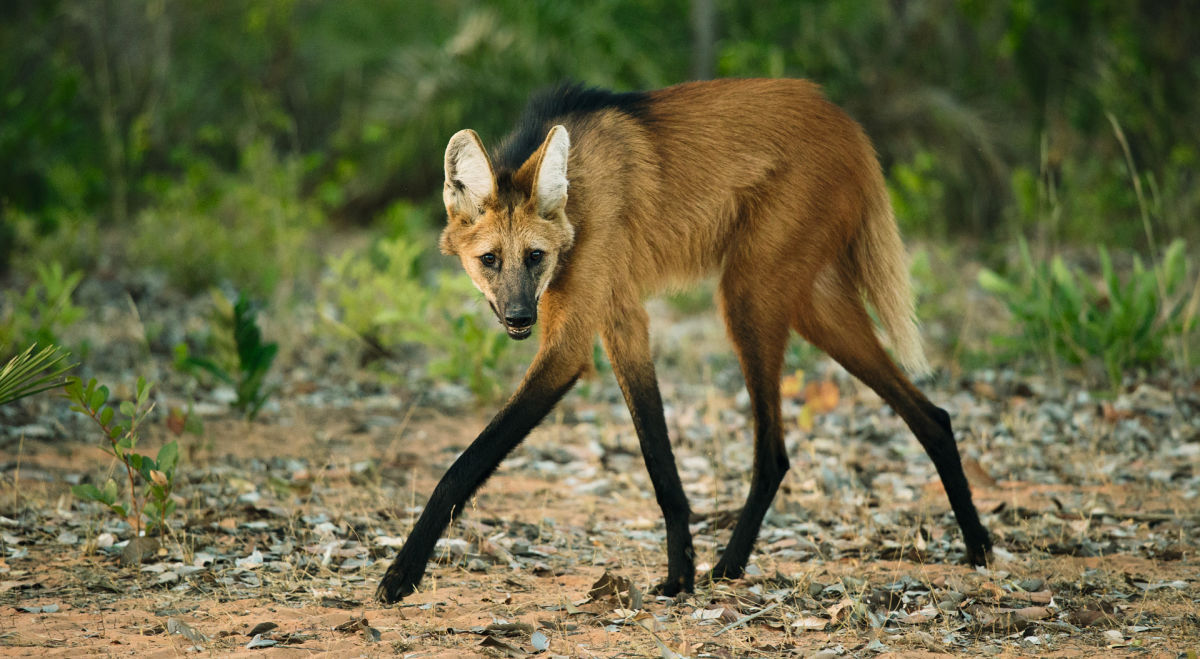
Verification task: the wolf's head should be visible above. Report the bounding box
[438,125,574,340]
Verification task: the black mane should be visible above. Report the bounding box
[492,82,650,173]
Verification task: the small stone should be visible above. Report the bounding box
[121,536,161,566]
[1017,578,1044,592]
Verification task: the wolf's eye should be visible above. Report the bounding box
[480,253,497,267]
[528,250,544,264]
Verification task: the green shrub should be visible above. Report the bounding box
[0,261,85,359]
[319,236,528,401]
[889,151,949,237]
[322,236,430,353]
[4,211,100,280]
[176,292,278,420]
[978,239,1193,388]
[132,140,323,296]
[426,288,516,401]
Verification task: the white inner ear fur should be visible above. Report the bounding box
[535,125,570,214]
[444,129,494,213]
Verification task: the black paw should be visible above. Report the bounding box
[650,572,694,597]
[376,563,422,603]
[965,533,994,567]
[705,560,744,584]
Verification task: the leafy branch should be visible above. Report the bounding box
[65,376,179,538]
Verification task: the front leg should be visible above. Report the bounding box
[601,305,695,596]
[376,345,587,603]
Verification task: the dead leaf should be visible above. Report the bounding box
[245,634,277,649]
[792,616,828,631]
[246,622,277,637]
[166,618,208,645]
[962,458,997,489]
[479,635,525,657]
[485,622,533,636]
[1010,590,1053,605]
[804,379,839,413]
[587,571,633,603]
[0,579,38,593]
[797,404,814,431]
[1068,608,1111,627]
[1013,606,1050,621]
[897,608,939,624]
[827,597,855,623]
[166,407,187,435]
[781,371,804,398]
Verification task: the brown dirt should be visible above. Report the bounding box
[2,388,1199,658]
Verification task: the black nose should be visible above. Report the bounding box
[504,310,533,328]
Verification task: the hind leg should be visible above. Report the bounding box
[795,274,991,564]
[708,268,792,581]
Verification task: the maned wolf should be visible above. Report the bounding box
[377,79,992,603]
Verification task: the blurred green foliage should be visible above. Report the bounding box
[175,291,279,420]
[132,140,323,296]
[319,235,529,401]
[979,239,1194,388]
[2,1,1197,396]
[2,0,1196,275]
[0,261,85,359]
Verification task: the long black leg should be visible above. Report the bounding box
[601,308,695,595]
[708,293,790,581]
[377,354,584,603]
[796,289,992,565]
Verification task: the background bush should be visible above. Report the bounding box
[1,0,1196,392]
[2,0,1196,260]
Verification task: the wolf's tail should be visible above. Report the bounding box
[852,187,930,377]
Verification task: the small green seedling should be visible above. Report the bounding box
[177,293,278,419]
[65,376,179,537]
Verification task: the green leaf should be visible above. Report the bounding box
[180,356,234,384]
[99,406,114,428]
[0,344,78,407]
[977,268,1015,296]
[71,483,105,503]
[109,424,125,440]
[101,479,119,505]
[1161,239,1186,291]
[119,400,136,418]
[89,385,109,412]
[64,376,83,399]
[156,441,180,475]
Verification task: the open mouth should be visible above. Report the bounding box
[505,325,533,340]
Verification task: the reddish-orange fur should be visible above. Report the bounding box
[378,79,990,603]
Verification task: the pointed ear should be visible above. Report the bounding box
[443,129,495,218]
[532,125,570,215]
